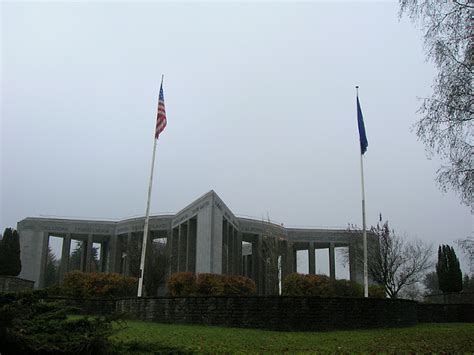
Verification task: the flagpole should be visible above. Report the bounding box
[356,85,369,298]
[137,75,164,297]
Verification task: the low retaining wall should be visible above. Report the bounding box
[424,292,474,304]
[417,303,474,323]
[0,275,34,292]
[116,296,418,331]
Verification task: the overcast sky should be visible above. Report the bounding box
[1,1,472,274]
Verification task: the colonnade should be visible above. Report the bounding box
[295,242,338,278]
[169,218,197,274]
[42,233,110,287]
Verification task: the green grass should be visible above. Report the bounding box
[110,321,474,353]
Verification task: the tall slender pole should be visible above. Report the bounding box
[137,76,163,297]
[356,85,369,298]
[360,153,368,298]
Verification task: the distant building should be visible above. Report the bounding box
[17,190,373,295]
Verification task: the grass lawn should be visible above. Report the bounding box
[110,321,474,353]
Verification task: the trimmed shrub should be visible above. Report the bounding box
[58,271,137,298]
[0,291,116,354]
[196,273,225,296]
[167,272,256,296]
[282,274,335,297]
[282,273,386,298]
[167,272,197,297]
[222,275,257,296]
[368,284,386,298]
[333,279,363,297]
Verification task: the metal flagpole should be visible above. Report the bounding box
[137,75,163,297]
[356,85,369,298]
[360,152,368,298]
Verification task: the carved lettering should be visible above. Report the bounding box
[43,225,69,232]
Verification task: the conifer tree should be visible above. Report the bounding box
[0,228,22,276]
[436,244,463,293]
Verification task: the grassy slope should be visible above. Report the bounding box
[111,321,474,353]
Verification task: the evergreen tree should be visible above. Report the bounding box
[44,246,59,287]
[68,241,100,272]
[436,244,463,293]
[0,228,22,276]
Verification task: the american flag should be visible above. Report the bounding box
[155,83,167,139]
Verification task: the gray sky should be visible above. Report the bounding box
[1,1,472,273]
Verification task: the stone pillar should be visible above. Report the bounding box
[100,241,106,272]
[59,233,71,281]
[85,234,93,272]
[227,223,233,275]
[178,223,188,272]
[329,242,336,280]
[108,235,118,273]
[292,248,298,273]
[280,240,288,281]
[171,227,179,274]
[221,219,228,274]
[177,225,181,271]
[125,232,132,276]
[349,238,364,283]
[308,242,316,275]
[234,229,243,275]
[187,219,197,272]
[256,235,264,295]
[39,232,50,288]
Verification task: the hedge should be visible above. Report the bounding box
[167,273,256,296]
[53,271,137,298]
[282,273,385,298]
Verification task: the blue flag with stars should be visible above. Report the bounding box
[357,96,368,155]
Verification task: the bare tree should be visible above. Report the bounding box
[456,237,474,275]
[399,0,473,205]
[371,222,433,298]
[345,221,433,298]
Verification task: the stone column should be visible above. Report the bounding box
[349,239,364,283]
[280,240,288,281]
[100,241,106,272]
[171,227,179,274]
[179,223,188,272]
[256,235,264,295]
[108,235,118,273]
[59,233,71,281]
[292,247,298,273]
[227,223,233,275]
[39,232,50,288]
[187,219,197,272]
[125,232,132,276]
[221,219,228,274]
[235,231,242,275]
[85,234,93,272]
[308,242,316,275]
[329,242,336,280]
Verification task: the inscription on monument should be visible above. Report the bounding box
[173,201,210,227]
[74,226,111,234]
[42,225,69,233]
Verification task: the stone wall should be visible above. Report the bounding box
[116,296,418,331]
[0,275,34,292]
[424,292,474,304]
[417,303,474,323]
